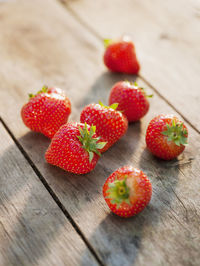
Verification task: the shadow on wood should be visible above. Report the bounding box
[0,141,95,265]
[77,71,138,109]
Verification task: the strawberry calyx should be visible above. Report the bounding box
[99,101,119,110]
[162,120,188,146]
[124,81,153,98]
[29,85,49,99]
[104,36,132,48]
[77,123,107,162]
[104,39,113,48]
[105,176,131,208]
[140,88,153,98]
[134,82,153,98]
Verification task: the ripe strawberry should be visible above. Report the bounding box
[21,86,71,138]
[146,114,188,160]
[80,102,128,152]
[103,37,140,74]
[103,166,152,218]
[109,81,152,122]
[45,123,106,174]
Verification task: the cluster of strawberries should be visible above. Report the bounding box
[21,37,188,218]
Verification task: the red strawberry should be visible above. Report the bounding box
[146,114,188,160]
[21,86,71,138]
[103,37,140,74]
[103,166,152,218]
[45,123,106,174]
[80,102,128,152]
[109,81,152,122]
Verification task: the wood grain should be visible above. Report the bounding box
[62,0,200,132]
[0,0,200,265]
[0,122,98,265]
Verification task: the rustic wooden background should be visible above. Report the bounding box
[0,0,200,265]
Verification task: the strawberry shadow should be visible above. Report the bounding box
[80,199,158,265]
[139,148,180,216]
[18,131,50,162]
[101,121,142,167]
[78,71,138,108]
[17,131,112,209]
[17,131,103,196]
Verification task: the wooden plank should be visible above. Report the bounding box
[0,0,200,265]
[62,0,200,132]
[0,123,98,266]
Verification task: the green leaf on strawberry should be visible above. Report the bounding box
[99,101,119,110]
[29,85,48,99]
[78,123,107,162]
[162,120,188,146]
[103,39,113,48]
[105,176,131,208]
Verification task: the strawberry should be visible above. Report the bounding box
[103,166,152,218]
[145,114,188,160]
[80,102,128,152]
[103,37,140,74]
[45,123,106,174]
[109,81,152,122]
[21,86,71,138]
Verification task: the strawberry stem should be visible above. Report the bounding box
[99,101,119,110]
[105,176,131,208]
[77,123,107,162]
[124,81,153,98]
[162,120,188,146]
[29,85,49,99]
[104,39,113,48]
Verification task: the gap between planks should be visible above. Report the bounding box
[0,117,105,266]
[57,0,200,135]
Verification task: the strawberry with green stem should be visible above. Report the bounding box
[80,101,128,152]
[21,86,71,138]
[103,36,140,74]
[103,166,152,218]
[146,114,188,160]
[109,81,152,122]
[45,122,106,174]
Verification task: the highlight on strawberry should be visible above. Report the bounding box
[109,81,152,122]
[80,101,128,152]
[103,36,140,74]
[103,166,152,218]
[21,86,71,138]
[45,122,107,174]
[145,114,188,160]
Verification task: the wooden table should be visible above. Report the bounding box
[0,0,200,265]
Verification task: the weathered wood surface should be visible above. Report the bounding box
[0,123,98,266]
[63,0,200,132]
[0,0,200,265]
